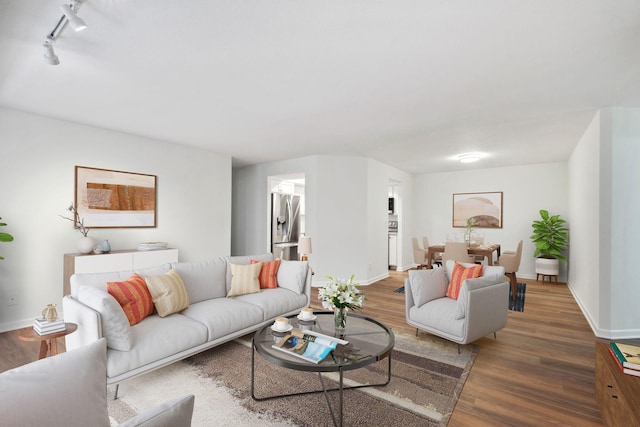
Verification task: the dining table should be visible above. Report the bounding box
[426,243,501,268]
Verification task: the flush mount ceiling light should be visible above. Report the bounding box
[457,153,482,163]
[42,1,88,65]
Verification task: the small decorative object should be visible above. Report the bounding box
[42,303,58,322]
[93,245,103,254]
[318,274,365,337]
[101,239,111,253]
[60,203,95,254]
[464,218,475,247]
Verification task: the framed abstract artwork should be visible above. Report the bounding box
[75,166,157,228]
[452,191,503,228]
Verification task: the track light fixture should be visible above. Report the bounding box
[60,4,87,32]
[43,36,60,65]
[42,1,88,65]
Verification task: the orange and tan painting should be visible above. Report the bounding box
[452,192,502,228]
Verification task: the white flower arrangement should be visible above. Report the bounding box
[318,274,365,311]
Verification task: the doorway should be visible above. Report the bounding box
[267,174,305,260]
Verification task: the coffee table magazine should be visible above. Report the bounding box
[272,330,349,363]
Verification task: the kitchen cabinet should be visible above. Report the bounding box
[388,234,397,268]
[63,248,178,295]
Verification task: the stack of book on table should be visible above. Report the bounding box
[608,341,640,377]
[33,317,66,335]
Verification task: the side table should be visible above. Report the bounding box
[19,322,78,360]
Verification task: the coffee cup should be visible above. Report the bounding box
[274,317,289,331]
[300,307,314,320]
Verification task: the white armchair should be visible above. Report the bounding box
[405,260,509,347]
[0,339,194,427]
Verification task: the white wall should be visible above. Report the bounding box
[0,109,232,331]
[413,162,569,280]
[569,108,640,339]
[609,108,640,337]
[568,111,601,332]
[232,155,412,286]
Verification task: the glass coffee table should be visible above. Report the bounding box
[251,311,395,427]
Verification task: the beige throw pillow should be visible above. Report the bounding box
[227,263,262,297]
[145,269,190,317]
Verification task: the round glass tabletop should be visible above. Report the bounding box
[252,311,395,373]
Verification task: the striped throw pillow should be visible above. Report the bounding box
[227,263,262,297]
[446,262,483,300]
[107,274,154,325]
[251,259,281,289]
[144,269,190,317]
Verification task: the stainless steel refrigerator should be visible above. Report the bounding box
[271,193,301,260]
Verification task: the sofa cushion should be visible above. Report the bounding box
[227,263,262,297]
[0,339,110,427]
[145,269,190,317]
[251,259,281,289]
[171,258,227,303]
[181,298,265,341]
[409,267,447,307]
[108,274,155,326]
[446,262,483,300]
[106,314,208,378]
[409,297,464,339]
[77,286,132,351]
[224,253,274,292]
[276,260,308,295]
[233,287,308,321]
[455,274,504,319]
[118,394,195,427]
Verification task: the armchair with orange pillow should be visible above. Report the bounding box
[404,260,509,347]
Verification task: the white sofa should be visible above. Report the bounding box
[405,260,509,345]
[0,338,194,427]
[62,253,311,391]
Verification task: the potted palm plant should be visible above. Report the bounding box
[530,209,569,278]
[0,216,14,260]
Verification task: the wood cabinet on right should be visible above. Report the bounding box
[594,340,640,426]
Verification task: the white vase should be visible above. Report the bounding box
[77,236,95,254]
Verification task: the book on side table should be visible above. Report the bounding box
[33,317,66,335]
[608,341,640,377]
[273,330,349,364]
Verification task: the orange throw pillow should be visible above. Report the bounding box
[107,273,154,325]
[446,262,483,300]
[251,259,281,289]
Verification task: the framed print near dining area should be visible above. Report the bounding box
[452,191,503,228]
[75,166,157,228]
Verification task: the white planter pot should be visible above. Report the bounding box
[535,257,559,276]
[77,236,96,254]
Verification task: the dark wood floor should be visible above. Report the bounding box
[1,271,604,426]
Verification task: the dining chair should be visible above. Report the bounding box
[422,236,442,267]
[412,237,427,269]
[497,240,523,300]
[443,241,475,267]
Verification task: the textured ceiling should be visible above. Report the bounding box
[1,1,639,173]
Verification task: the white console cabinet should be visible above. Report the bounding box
[63,248,178,295]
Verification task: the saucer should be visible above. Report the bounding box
[271,324,293,333]
[297,314,317,322]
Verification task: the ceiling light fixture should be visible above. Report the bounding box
[43,36,60,65]
[457,153,482,163]
[60,4,87,32]
[42,1,88,65]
